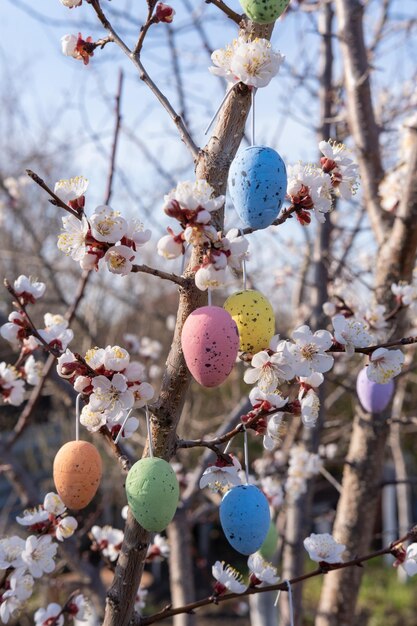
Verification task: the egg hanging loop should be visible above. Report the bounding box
[145,404,154,458]
[75,393,82,442]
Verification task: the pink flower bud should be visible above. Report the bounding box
[155,2,175,23]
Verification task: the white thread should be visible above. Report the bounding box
[243,426,249,484]
[75,393,82,441]
[239,229,247,291]
[114,408,134,445]
[145,405,154,458]
[223,437,234,455]
[208,289,212,307]
[274,580,294,625]
[251,88,256,146]
[204,86,234,136]
[180,243,190,275]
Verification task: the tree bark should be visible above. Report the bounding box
[103,18,275,626]
[167,508,196,626]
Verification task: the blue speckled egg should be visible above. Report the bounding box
[220,484,270,555]
[228,146,287,230]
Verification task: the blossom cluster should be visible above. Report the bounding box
[57,345,154,437]
[285,446,322,503]
[34,595,89,626]
[157,179,249,290]
[286,140,360,225]
[0,276,73,407]
[0,493,83,624]
[209,37,284,89]
[61,33,95,65]
[56,177,151,275]
[212,552,279,596]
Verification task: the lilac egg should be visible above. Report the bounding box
[356,367,395,413]
[181,306,239,387]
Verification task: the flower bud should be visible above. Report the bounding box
[155,2,175,23]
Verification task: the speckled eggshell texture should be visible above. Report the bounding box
[126,457,180,532]
[228,146,287,230]
[220,484,270,555]
[240,0,290,24]
[356,367,394,413]
[181,306,239,387]
[224,289,275,353]
[53,441,102,510]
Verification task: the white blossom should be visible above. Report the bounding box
[44,491,67,517]
[0,311,27,344]
[379,167,403,212]
[263,413,286,450]
[249,386,288,410]
[134,588,148,615]
[244,350,294,393]
[37,315,74,351]
[212,561,247,594]
[260,477,284,509]
[195,265,228,291]
[157,233,183,259]
[323,301,337,316]
[61,34,78,58]
[0,594,21,624]
[7,568,34,601]
[300,390,320,428]
[54,176,88,203]
[0,536,26,569]
[210,37,284,88]
[34,603,64,626]
[56,349,78,378]
[13,275,45,302]
[146,534,170,560]
[287,325,333,377]
[303,533,345,564]
[90,205,127,243]
[16,506,49,527]
[89,374,134,419]
[21,535,57,578]
[23,356,42,386]
[223,229,249,270]
[80,405,107,432]
[401,543,417,576]
[103,345,130,372]
[163,179,224,214]
[124,218,152,247]
[85,347,105,370]
[130,381,155,408]
[367,348,404,383]
[56,516,78,541]
[90,525,124,561]
[332,314,372,355]
[60,0,82,7]
[199,457,242,492]
[285,446,322,503]
[57,215,89,261]
[0,363,25,406]
[248,552,280,586]
[104,245,136,275]
[67,594,90,621]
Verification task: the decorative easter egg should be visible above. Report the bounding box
[240,0,290,23]
[53,441,102,510]
[259,521,279,559]
[356,367,395,413]
[220,484,270,555]
[181,306,239,387]
[228,146,287,230]
[126,457,179,532]
[224,289,275,353]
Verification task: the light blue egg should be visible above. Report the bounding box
[228,146,287,230]
[220,484,270,555]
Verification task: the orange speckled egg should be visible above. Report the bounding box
[53,441,102,510]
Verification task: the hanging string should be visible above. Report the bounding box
[114,408,134,445]
[251,88,256,146]
[145,404,154,458]
[208,288,212,307]
[274,580,295,626]
[243,425,249,484]
[223,437,234,455]
[239,229,247,291]
[180,243,190,275]
[75,393,82,442]
[204,85,234,136]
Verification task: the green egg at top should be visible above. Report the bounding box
[239,0,290,24]
[224,290,275,354]
[126,457,179,532]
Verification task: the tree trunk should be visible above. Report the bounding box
[167,508,196,626]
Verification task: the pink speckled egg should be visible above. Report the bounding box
[181,306,239,387]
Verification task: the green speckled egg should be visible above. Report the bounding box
[224,290,275,353]
[259,522,279,559]
[240,0,290,24]
[126,458,179,532]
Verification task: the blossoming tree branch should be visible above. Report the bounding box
[1,1,417,626]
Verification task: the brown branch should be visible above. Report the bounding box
[133,0,158,55]
[88,0,200,161]
[131,263,188,286]
[241,206,297,235]
[104,69,124,205]
[205,0,242,24]
[25,170,80,218]
[137,526,417,625]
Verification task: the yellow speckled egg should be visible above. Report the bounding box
[224,290,275,353]
[53,441,102,510]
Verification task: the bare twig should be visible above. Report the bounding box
[105,69,124,205]
[205,0,242,24]
[25,170,80,218]
[131,263,188,286]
